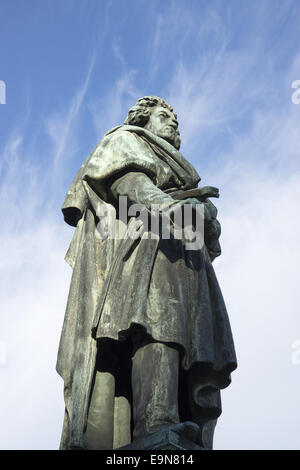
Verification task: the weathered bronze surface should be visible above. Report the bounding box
[56,96,237,450]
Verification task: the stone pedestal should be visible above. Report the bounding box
[117,421,205,451]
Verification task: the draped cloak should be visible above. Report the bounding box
[56,125,237,450]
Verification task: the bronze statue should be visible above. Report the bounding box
[56,96,237,450]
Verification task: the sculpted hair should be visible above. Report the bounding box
[124,96,174,126]
[124,95,181,149]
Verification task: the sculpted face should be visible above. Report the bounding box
[144,106,179,147]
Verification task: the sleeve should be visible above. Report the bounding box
[110,171,222,261]
[109,171,175,210]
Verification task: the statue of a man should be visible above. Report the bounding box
[56,96,237,450]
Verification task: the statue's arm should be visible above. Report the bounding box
[109,171,207,212]
[109,171,221,261]
[109,171,175,209]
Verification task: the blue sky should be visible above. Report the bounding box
[1,0,300,450]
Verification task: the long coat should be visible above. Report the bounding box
[56,125,237,449]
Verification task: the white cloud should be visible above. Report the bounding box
[213,167,300,449]
[0,66,95,448]
[0,221,71,449]
[0,129,73,449]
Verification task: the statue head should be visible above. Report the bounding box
[124,96,181,150]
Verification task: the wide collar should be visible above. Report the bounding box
[105,125,201,189]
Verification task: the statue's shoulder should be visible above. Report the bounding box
[97,126,148,155]
[103,126,138,143]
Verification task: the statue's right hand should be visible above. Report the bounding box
[162,198,217,233]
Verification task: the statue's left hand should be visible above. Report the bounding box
[202,199,221,258]
[182,197,221,249]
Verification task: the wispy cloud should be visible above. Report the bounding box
[112,37,127,68]
[146,2,195,86]
[89,70,142,138]
[46,53,96,167]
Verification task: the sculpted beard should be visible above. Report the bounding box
[160,125,177,146]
